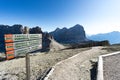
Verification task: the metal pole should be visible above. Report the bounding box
[26,53,30,80]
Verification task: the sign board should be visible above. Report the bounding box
[4,34,42,60]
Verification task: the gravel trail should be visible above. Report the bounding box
[46,47,108,80]
[0,47,89,80]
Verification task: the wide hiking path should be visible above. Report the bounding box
[45,47,107,80]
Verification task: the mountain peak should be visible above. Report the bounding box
[55,27,60,31]
[70,24,84,30]
[50,24,87,43]
[62,27,67,30]
[74,24,83,27]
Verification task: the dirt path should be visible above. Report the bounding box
[45,47,108,80]
[0,47,89,80]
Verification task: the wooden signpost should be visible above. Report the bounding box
[4,34,42,59]
[4,34,42,80]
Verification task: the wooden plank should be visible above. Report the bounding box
[5,42,28,51]
[4,34,14,43]
[13,34,28,42]
[14,48,29,57]
[5,34,42,42]
[5,34,28,42]
[5,39,42,51]
[6,50,15,60]
[6,44,42,57]
[29,45,42,52]
[29,34,42,40]
[5,43,14,51]
[28,39,42,46]
[14,41,28,49]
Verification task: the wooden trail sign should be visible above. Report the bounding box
[4,34,42,60]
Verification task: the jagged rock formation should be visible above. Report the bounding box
[50,24,88,44]
[0,24,23,52]
[42,32,52,51]
[42,32,65,51]
[50,24,110,48]
[30,26,43,34]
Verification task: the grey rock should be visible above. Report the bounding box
[90,58,98,63]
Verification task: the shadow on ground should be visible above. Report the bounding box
[90,62,97,80]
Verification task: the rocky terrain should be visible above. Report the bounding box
[0,47,90,80]
[0,42,120,80]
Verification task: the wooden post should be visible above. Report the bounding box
[24,26,30,80]
[26,53,30,80]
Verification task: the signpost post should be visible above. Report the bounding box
[26,53,30,80]
[25,27,30,80]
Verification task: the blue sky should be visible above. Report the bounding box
[0,0,120,35]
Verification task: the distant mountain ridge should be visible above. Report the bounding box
[50,24,89,44]
[88,31,120,44]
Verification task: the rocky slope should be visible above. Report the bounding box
[42,32,65,52]
[0,47,90,80]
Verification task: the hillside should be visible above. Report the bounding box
[88,31,120,44]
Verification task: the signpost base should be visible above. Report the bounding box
[26,53,30,80]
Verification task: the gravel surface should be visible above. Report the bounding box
[103,53,120,80]
[1,46,117,80]
[46,47,108,80]
[0,47,89,80]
